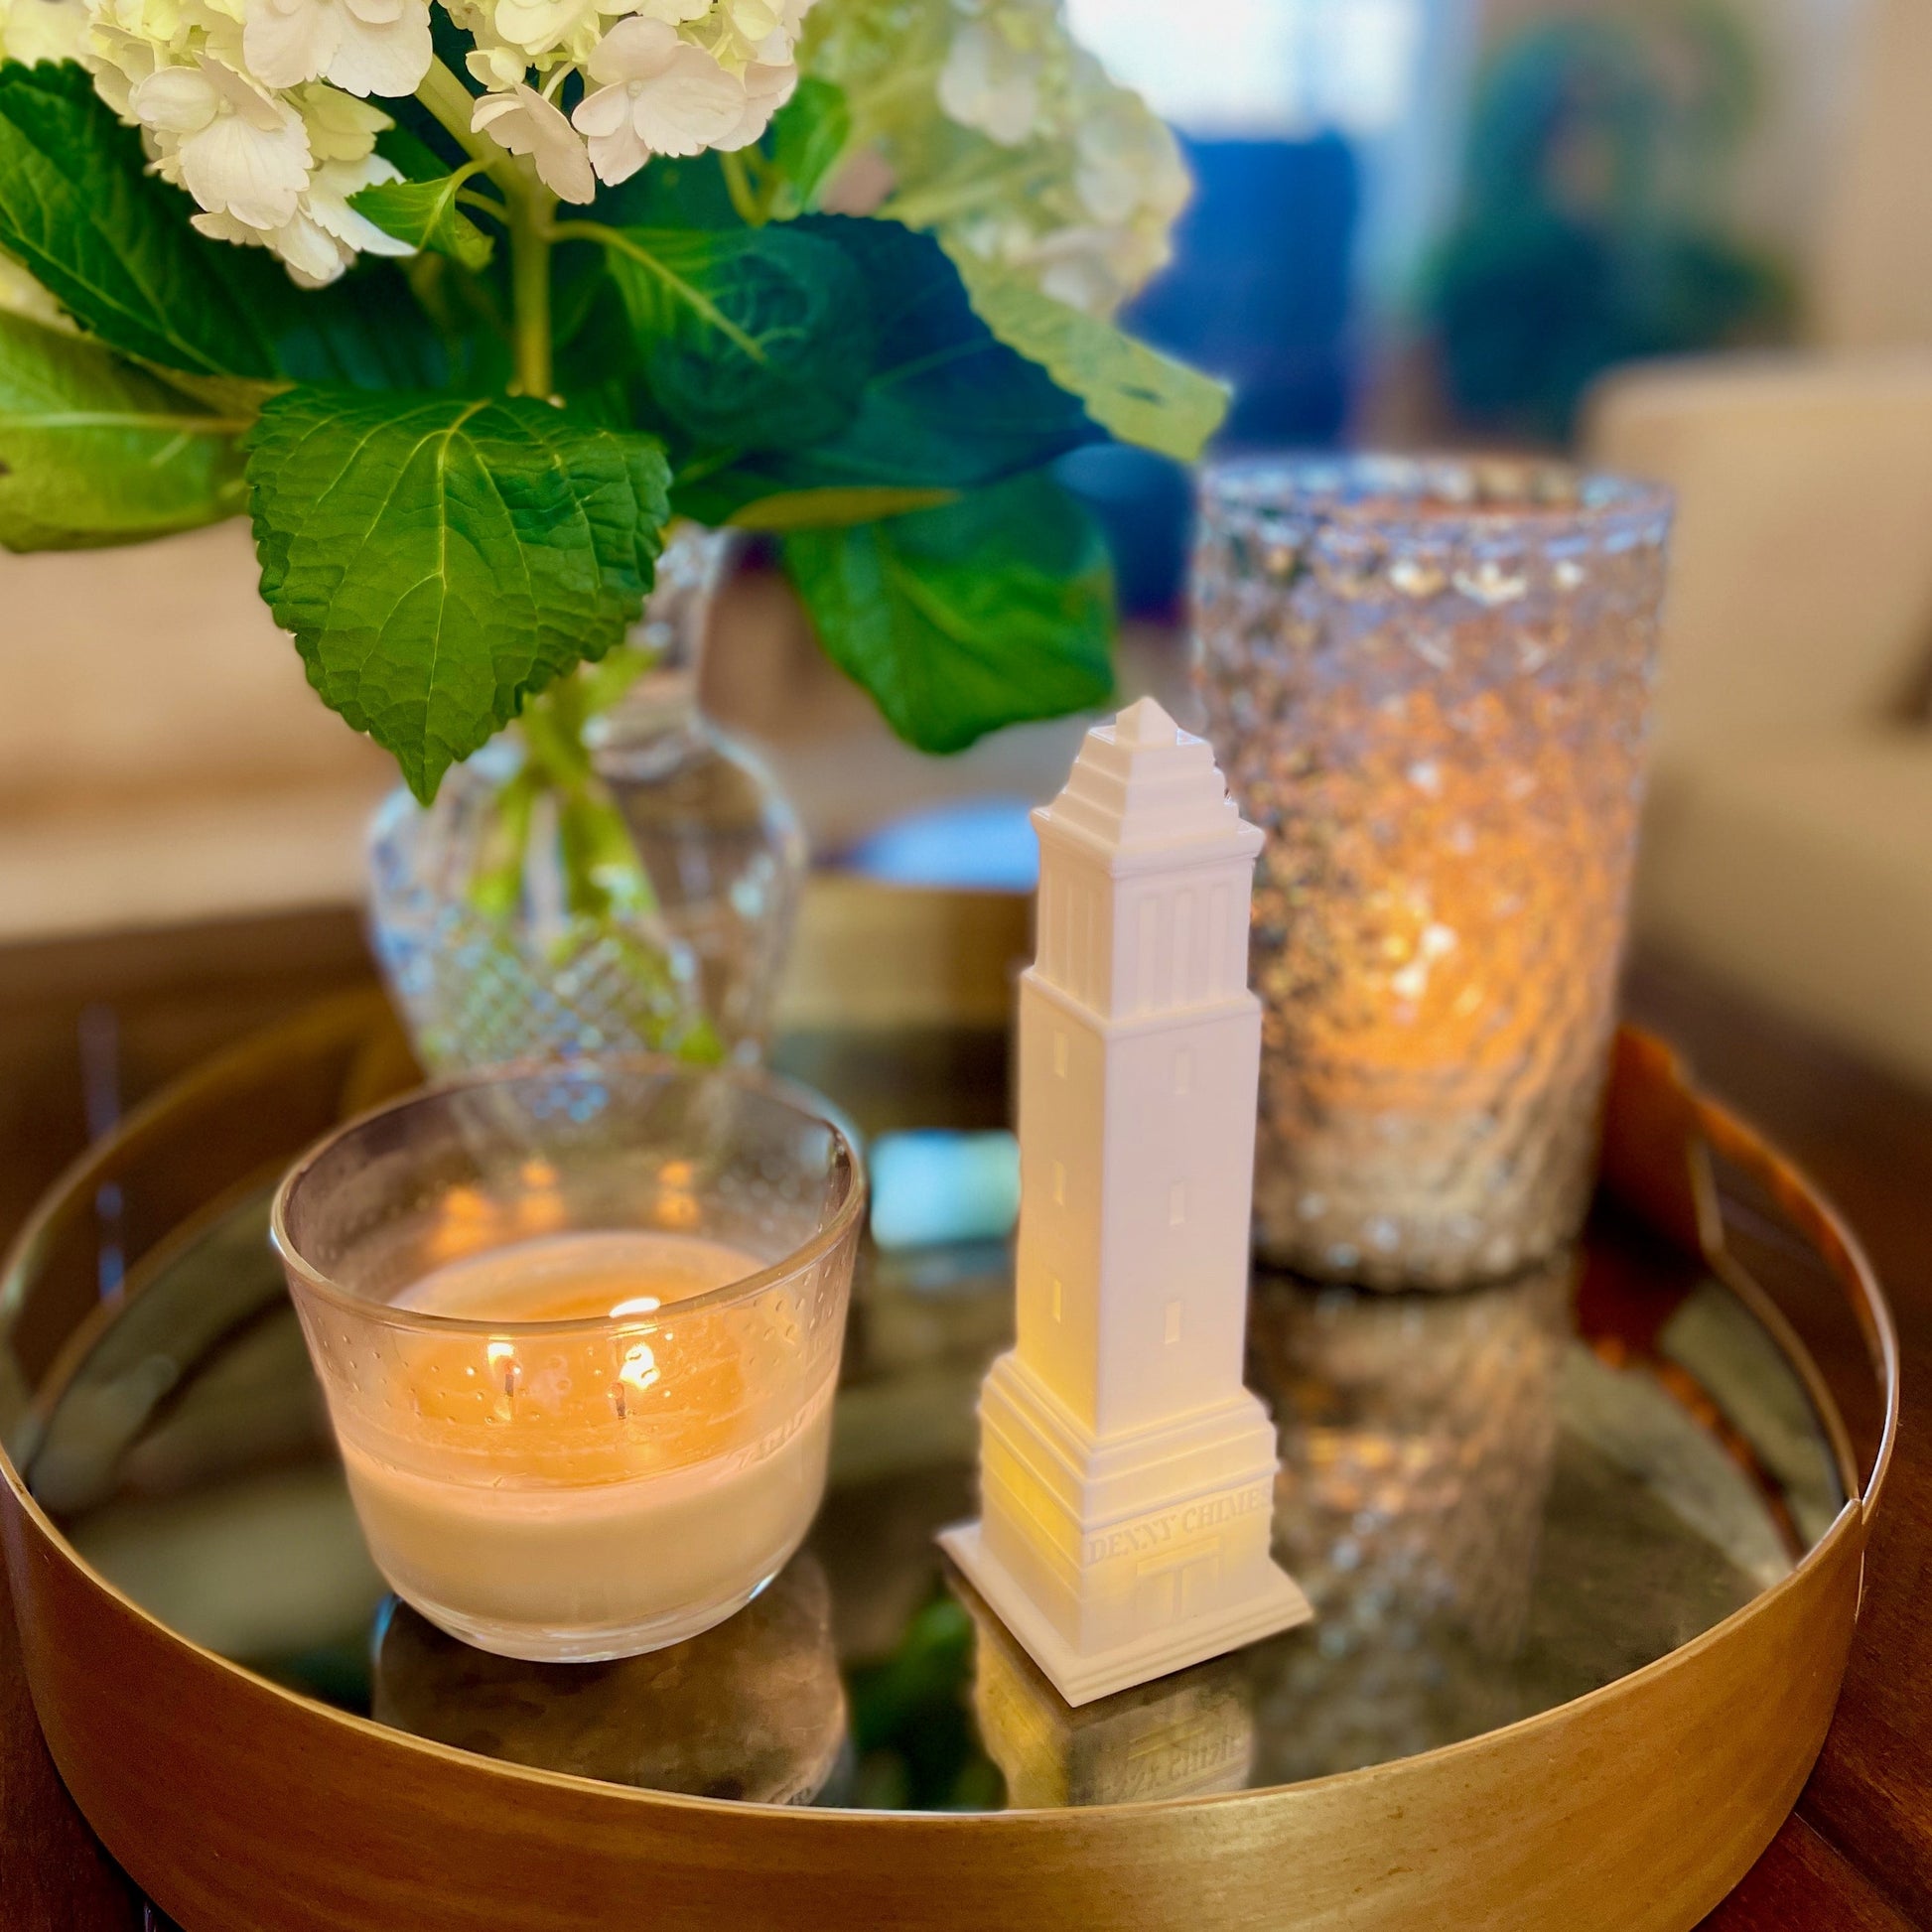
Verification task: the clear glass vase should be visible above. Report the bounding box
[368,528,806,1074]
[1191,456,1672,1289]
[591,537,806,1062]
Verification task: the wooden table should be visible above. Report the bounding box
[0,912,1925,1932]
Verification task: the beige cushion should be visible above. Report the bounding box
[0,522,394,937]
[1636,734,1932,1085]
[1811,0,1932,350]
[0,521,388,808]
[1584,352,1932,761]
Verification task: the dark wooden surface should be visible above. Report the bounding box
[0,914,1924,1931]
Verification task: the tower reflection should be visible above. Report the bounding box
[959,1580,1256,1808]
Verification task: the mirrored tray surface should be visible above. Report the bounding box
[26,1173,1844,1816]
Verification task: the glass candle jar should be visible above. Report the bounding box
[273,1058,864,1663]
[1192,457,1671,1288]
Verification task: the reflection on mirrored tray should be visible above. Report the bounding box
[373,1557,848,1805]
[29,1188,1844,1814]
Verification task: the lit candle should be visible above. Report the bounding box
[328,1231,835,1661]
[276,1058,863,1664]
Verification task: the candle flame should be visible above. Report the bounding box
[619,1343,659,1394]
[485,1338,521,1403]
[610,1296,661,1318]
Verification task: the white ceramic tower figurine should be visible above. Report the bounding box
[942,698,1311,1706]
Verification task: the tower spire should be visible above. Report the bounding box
[942,705,1311,1705]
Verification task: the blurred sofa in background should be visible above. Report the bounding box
[0,525,390,941]
[1588,352,1932,1089]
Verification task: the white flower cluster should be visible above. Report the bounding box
[74,0,419,287]
[0,0,811,284]
[0,0,90,66]
[811,0,1189,318]
[454,0,810,204]
[937,3,1186,315]
[958,41,1181,317]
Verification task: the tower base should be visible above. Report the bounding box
[941,1520,1310,1707]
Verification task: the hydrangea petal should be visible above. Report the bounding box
[242,0,343,90]
[130,65,220,135]
[177,105,312,228]
[325,0,430,97]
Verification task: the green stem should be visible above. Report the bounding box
[414,58,524,202]
[456,189,510,222]
[720,149,763,226]
[508,192,556,398]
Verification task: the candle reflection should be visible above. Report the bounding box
[1247,1254,1572,1779]
[371,1553,848,1804]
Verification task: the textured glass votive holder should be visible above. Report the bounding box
[1192,456,1672,1289]
[273,1058,864,1662]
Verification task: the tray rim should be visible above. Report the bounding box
[0,972,1903,1931]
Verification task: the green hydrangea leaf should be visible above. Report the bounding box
[604,224,874,452]
[350,172,495,272]
[766,77,852,211]
[246,387,672,802]
[783,472,1115,754]
[0,310,245,548]
[944,243,1228,462]
[726,484,957,530]
[677,215,1103,522]
[0,61,286,379]
[274,264,461,390]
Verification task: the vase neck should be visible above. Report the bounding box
[635,522,734,679]
[594,522,735,759]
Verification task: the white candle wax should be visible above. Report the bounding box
[333,1231,835,1661]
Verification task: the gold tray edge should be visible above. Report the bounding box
[0,936,1900,1932]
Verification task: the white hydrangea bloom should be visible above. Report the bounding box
[85,23,159,116]
[242,0,433,100]
[474,80,596,201]
[193,151,404,282]
[810,0,1189,317]
[90,0,401,289]
[714,57,792,149]
[1074,77,1186,229]
[571,16,744,184]
[71,0,819,278]
[488,0,596,59]
[936,17,1039,146]
[0,0,90,66]
[133,58,315,230]
[295,77,392,158]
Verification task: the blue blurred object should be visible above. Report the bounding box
[845,797,1039,892]
[870,1131,1023,1253]
[1062,134,1362,618]
[1132,135,1361,447]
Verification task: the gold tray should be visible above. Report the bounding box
[0,885,1898,1931]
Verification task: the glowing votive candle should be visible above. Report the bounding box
[275,1060,863,1663]
[337,1232,836,1660]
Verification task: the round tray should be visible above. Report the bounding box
[0,975,1898,1931]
